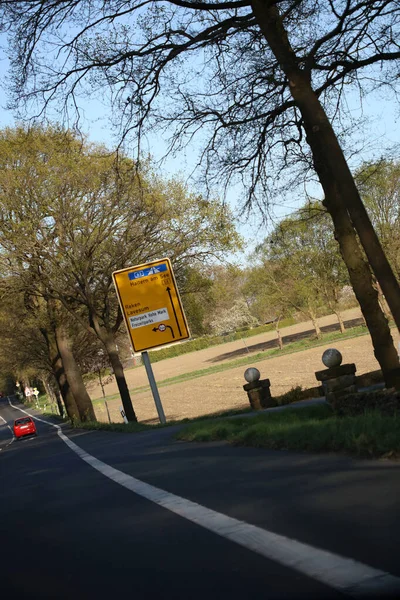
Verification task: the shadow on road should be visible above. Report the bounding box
[141,405,251,426]
[207,317,365,364]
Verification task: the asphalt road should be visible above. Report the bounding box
[1,397,400,599]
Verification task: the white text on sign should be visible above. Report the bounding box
[129,308,169,329]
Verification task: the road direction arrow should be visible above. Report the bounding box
[166,287,182,336]
[152,324,175,338]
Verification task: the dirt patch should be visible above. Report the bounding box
[88,307,399,424]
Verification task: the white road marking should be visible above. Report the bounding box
[7,397,400,598]
[0,413,15,449]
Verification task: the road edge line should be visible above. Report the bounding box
[7,397,400,598]
[0,413,15,450]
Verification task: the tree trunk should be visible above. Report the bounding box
[41,376,64,417]
[52,352,77,420]
[21,379,31,398]
[275,318,283,350]
[41,324,78,421]
[98,370,106,399]
[251,1,400,334]
[310,311,321,339]
[323,183,400,387]
[251,1,400,387]
[375,279,392,321]
[97,326,137,423]
[41,378,54,402]
[55,322,96,421]
[52,380,65,418]
[333,309,346,334]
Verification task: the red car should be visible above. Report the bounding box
[13,416,37,440]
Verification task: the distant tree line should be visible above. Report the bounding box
[185,159,400,341]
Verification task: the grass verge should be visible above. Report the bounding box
[69,405,254,432]
[69,420,162,433]
[41,412,69,423]
[175,404,400,459]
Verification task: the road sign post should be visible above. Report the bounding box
[142,351,166,424]
[105,400,111,424]
[113,258,190,423]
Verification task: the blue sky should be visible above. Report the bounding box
[0,40,399,262]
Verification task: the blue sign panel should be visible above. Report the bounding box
[128,262,168,280]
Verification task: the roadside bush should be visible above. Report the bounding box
[276,385,324,404]
[275,386,304,406]
[275,385,308,406]
[71,419,158,433]
[332,389,400,417]
[42,412,67,423]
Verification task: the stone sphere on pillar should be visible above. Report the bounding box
[322,348,343,368]
[244,367,261,383]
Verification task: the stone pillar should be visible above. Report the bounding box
[315,349,357,404]
[243,367,274,410]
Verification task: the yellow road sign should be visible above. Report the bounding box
[112,258,190,353]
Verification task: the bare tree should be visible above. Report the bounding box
[2,1,400,383]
